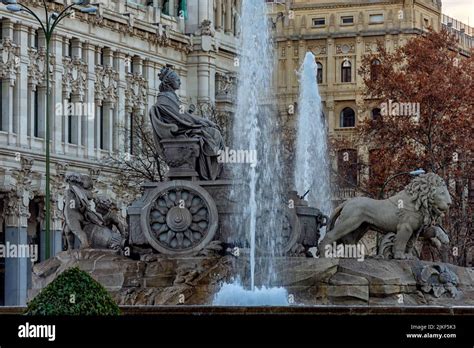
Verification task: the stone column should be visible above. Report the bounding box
[51,34,64,155]
[4,192,30,306]
[37,85,47,139]
[327,38,335,90]
[1,20,15,141]
[14,23,29,148]
[168,0,176,16]
[115,50,127,153]
[103,101,114,152]
[84,41,97,159]
[1,78,13,134]
[198,0,210,23]
[216,0,222,30]
[39,229,62,261]
[27,83,35,140]
[225,0,232,33]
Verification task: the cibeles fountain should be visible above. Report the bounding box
[31,1,474,307]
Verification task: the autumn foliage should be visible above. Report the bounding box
[346,29,473,265]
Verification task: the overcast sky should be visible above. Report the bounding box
[443,0,474,25]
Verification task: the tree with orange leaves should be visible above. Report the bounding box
[341,29,474,265]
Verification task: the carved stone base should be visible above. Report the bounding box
[30,250,474,306]
[160,138,200,180]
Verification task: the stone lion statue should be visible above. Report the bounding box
[319,173,452,259]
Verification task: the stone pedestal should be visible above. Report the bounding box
[160,138,200,180]
[30,250,474,306]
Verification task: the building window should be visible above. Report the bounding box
[370,59,381,81]
[371,108,381,121]
[341,16,354,25]
[0,79,3,131]
[33,90,39,137]
[33,29,39,49]
[341,60,352,83]
[129,112,135,155]
[99,106,105,150]
[313,18,326,26]
[316,62,323,84]
[369,14,384,24]
[340,107,355,128]
[337,149,358,187]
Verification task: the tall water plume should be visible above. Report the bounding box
[295,52,333,225]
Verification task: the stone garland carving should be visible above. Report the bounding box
[0,37,20,84]
[125,72,148,111]
[365,42,383,53]
[6,157,35,226]
[311,45,327,56]
[215,72,237,99]
[95,65,119,104]
[62,57,88,100]
[27,47,55,89]
[416,263,460,298]
[336,44,355,54]
[27,48,45,89]
[151,24,171,47]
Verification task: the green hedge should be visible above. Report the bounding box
[25,267,120,316]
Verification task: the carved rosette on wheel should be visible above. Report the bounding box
[141,181,218,256]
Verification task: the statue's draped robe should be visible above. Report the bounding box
[150,91,224,180]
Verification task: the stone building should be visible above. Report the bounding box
[0,0,240,305]
[268,0,472,199]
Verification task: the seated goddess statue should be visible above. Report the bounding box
[149,66,225,180]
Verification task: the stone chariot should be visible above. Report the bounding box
[128,116,327,257]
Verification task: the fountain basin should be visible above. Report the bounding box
[30,250,474,307]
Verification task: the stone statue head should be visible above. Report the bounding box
[159,66,181,92]
[65,173,93,190]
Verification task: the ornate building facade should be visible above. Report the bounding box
[0,0,240,305]
[268,0,472,199]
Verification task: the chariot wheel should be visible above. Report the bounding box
[141,181,218,256]
[253,209,301,255]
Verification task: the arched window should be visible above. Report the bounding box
[337,149,358,187]
[316,62,323,84]
[341,59,352,83]
[340,107,355,127]
[371,59,381,81]
[371,108,381,120]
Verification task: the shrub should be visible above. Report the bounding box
[25,267,120,315]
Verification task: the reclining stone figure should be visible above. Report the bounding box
[63,173,126,251]
[319,173,452,259]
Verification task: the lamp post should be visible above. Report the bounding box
[378,169,426,199]
[1,0,97,259]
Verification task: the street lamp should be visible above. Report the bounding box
[1,0,97,259]
[378,169,426,199]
